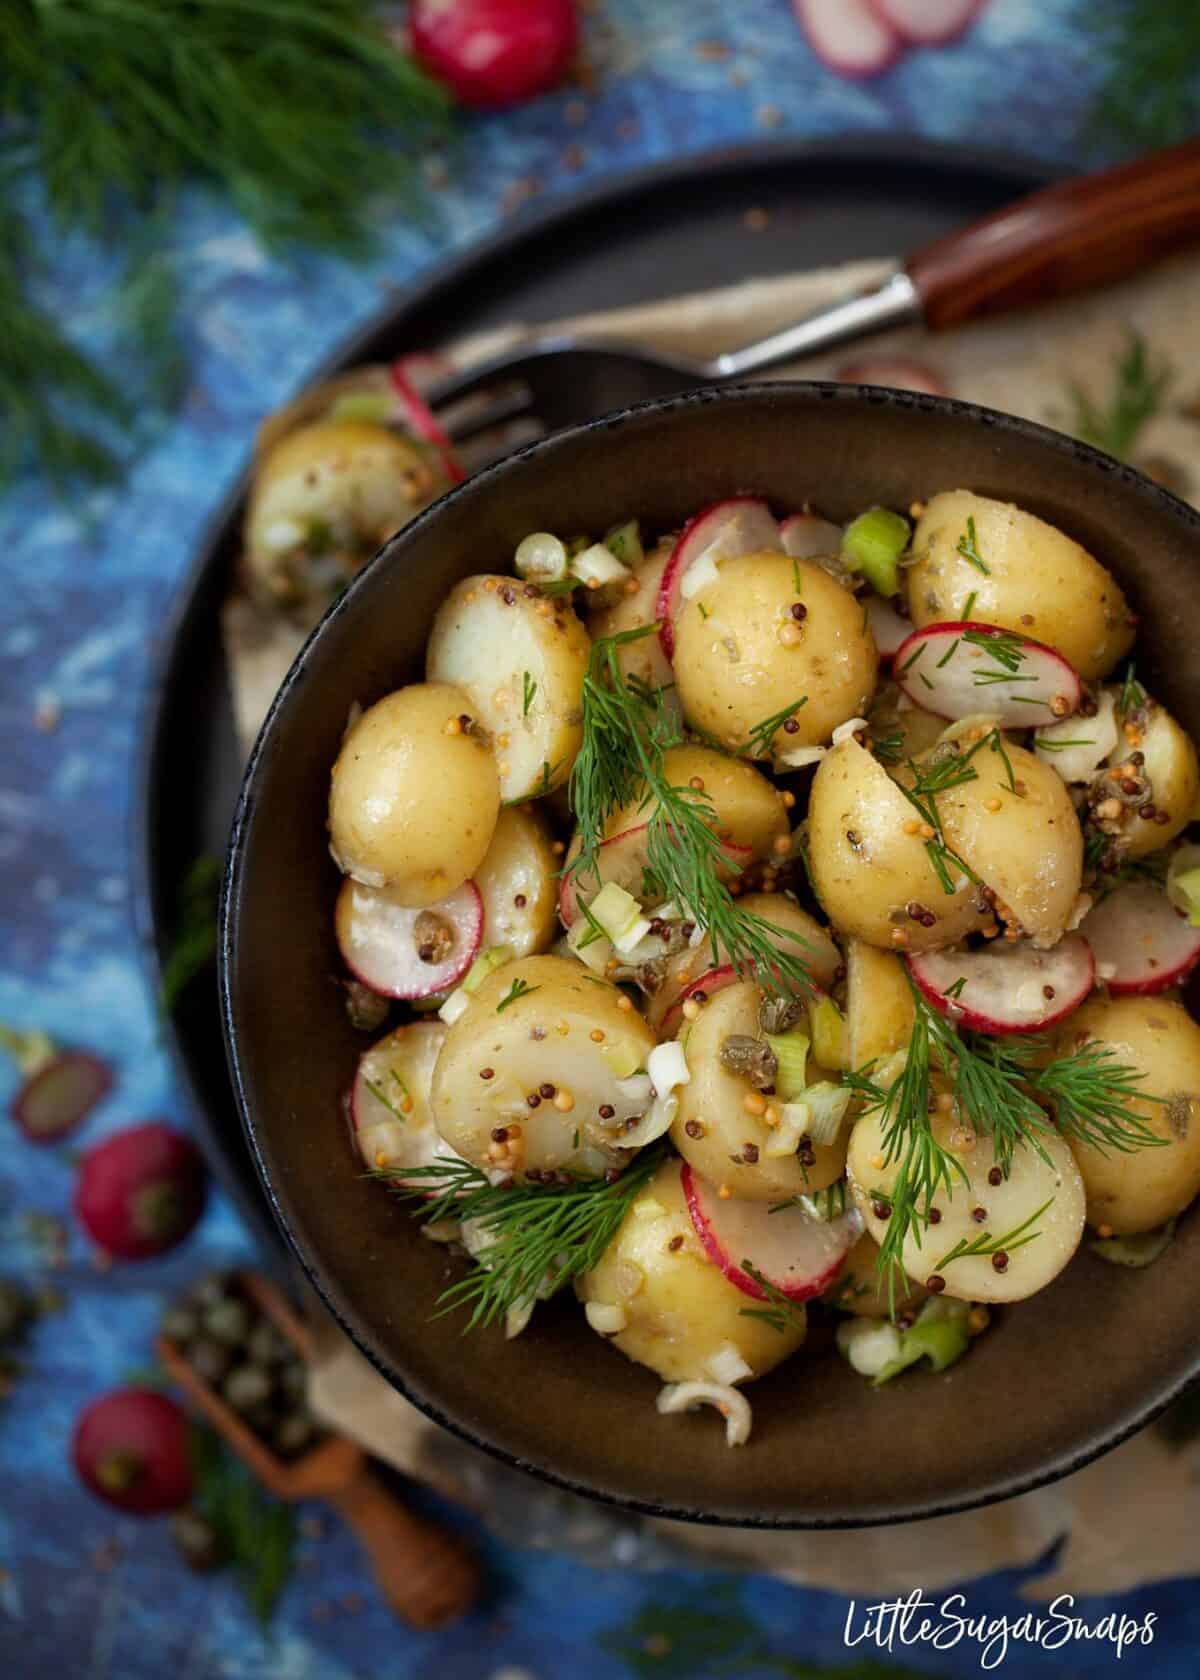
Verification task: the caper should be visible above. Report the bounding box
[246,1321,290,1366]
[189,1271,236,1311]
[223,1362,273,1413]
[160,1304,200,1346]
[273,1412,315,1458]
[187,1337,234,1387]
[280,1359,307,1402]
[203,1298,252,1347]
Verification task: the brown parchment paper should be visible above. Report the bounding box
[225,252,1200,1594]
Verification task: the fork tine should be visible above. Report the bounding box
[436,383,536,446]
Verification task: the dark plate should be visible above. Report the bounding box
[134,138,1055,1254]
[221,381,1200,1527]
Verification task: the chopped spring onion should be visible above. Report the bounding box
[570,542,628,590]
[656,1380,752,1447]
[514,531,569,583]
[462,945,514,994]
[764,1030,809,1102]
[808,994,847,1071]
[647,1040,690,1098]
[838,1297,973,1386]
[588,881,651,953]
[329,391,392,425]
[706,1343,753,1385]
[766,1100,811,1160]
[836,1317,903,1377]
[679,550,721,600]
[841,507,911,599]
[438,988,471,1025]
[1091,1220,1176,1268]
[799,1081,853,1146]
[604,519,644,570]
[600,1039,645,1081]
[1167,845,1200,926]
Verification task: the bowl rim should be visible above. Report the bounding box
[220,378,1200,1527]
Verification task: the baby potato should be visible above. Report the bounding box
[808,737,987,951]
[245,419,443,616]
[909,491,1135,681]
[586,540,675,694]
[867,679,946,763]
[431,956,657,1180]
[328,683,499,903]
[603,744,790,860]
[826,1232,927,1319]
[843,940,914,1070]
[1053,995,1200,1234]
[926,733,1083,944]
[671,981,847,1201]
[474,806,558,959]
[847,1104,1086,1303]
[577,1157,805,1383]
[1104,695,1200,860]
[672,552,878,755]
[426,575,591,802]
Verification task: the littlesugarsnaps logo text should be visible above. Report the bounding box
[844,1589,1156,1670]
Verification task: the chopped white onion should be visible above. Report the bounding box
[656,1381,752,1447]
[612,914,652,955]
[832,716,870,746]
[705,1343,753,1386]
[679,551,722,599]
[766,1100,811,1159]
[505,1299,535,1339]
[438,987,471,1025]
[615,1073,654,1109]
[647,1040,690,1098]
[776,745,826,770]
[836,1317,903,1377]
[619,1093,678,1150]
[514,531,568,582]
[585,1300,628,1335]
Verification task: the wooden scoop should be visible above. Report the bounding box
[158,1270,480,1629]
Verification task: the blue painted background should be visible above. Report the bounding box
[2,1,1197,1675]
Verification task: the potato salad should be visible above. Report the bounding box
[327,490,1200,1448]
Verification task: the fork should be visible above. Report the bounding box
[427,136,1200,464]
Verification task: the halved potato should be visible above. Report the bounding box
[328,683,499,904]
[908,491,1135,681]
[586,539,675,693]
[924,732,1084,944]
[671,981,846,1201]
[1101,694,1200,860]
[431,956,656,1180]
[847,1104,1085,1303]
[673,552,878,754]
[577,1157,805,1382]
[826,1231,927,1319]
[426,576,591,802]
[351,1022,453,1178]
[474,806,558,959]
[843,940,914,1070]
[866,679,946,763]
[807,737,987,951]
[1052,995,1200,1234]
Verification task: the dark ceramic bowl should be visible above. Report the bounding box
[221,382,1200,1527]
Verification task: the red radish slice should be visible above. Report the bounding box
[682,1162,861,1302]
[335,878,483,999]
[793,0,902,76]
[835,357,949,396]
[658,965,738,1040]
[656,497,781,658]
[908,935,1094,1034]
[559,824,650,929]
[893,621,1082,727]
[864,594,912,660]
[869,0,982,47]
[780,512,843,559]
[14,1051,112,1143]
[1080,883,1200,997]
[389,358,465,484]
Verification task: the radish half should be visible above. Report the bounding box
[559,824,650,929]
[908,935,1094,1034]
[868,0,982,48]
[682,1163,861,1302]
[864,594,912,660]
[1080,883,1200,997]
[835,357,949,396]
[779,512,843,560]
[656,497,781,658]
[658,964,738,1040]
[893,621,1082,727]
[793,0,902,77]
[336,878,483,999]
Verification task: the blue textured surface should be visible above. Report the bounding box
[1,1,1195,1674]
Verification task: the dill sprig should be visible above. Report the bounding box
[569,628,814,996]
[736,1263,808,1334]
[1069,331,1172,461]
[892,734,997,896]
[378,1145,669,1331]
[744,697,808,760]
[495,977,538,1014]
[1034,1040,1167,1156]
[1117,661,1147,719]
[934,1199,1052,1272]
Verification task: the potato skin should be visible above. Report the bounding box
[673,552,878,754]
[808,738,987,951]
[908,491,1135,681]
[843,940,914,1070]
[426,575,591,802]
[927,735,1083,944]
[431,956,656,1179]
[604,744,790,860]
[577,1158,805,1382]
[671,981,846,1201]
[826,1232,926,1319]
[474,806,558,959]
[587,540,675,693]
[1053,995,1200,1234]
[328,683,499,904]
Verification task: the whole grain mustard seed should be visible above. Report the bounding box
[553,1088,575,1113]
[717,1183,733,1199]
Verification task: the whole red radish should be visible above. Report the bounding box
[410,0,578,110]
[75,1122,207,1259]
[73,1388,193,1515]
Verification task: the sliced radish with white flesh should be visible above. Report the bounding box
[336,877,483,999]
[1080,883,1200,997]
[682,1162,861,1302]
[864,595,912,661]
[868,0,981,47]
[351,1021,464,1184]
[835,357,948,395]
[658,965,738,1039]
[793,0,902,77]
[779,513,843,559]
[656,497,781,658]
[559,824,649,929]
[908,936,1094,1035]
[893,621,1082,728]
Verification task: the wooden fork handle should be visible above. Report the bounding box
[328,1464,481,1629]
[906,137,1200,331]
